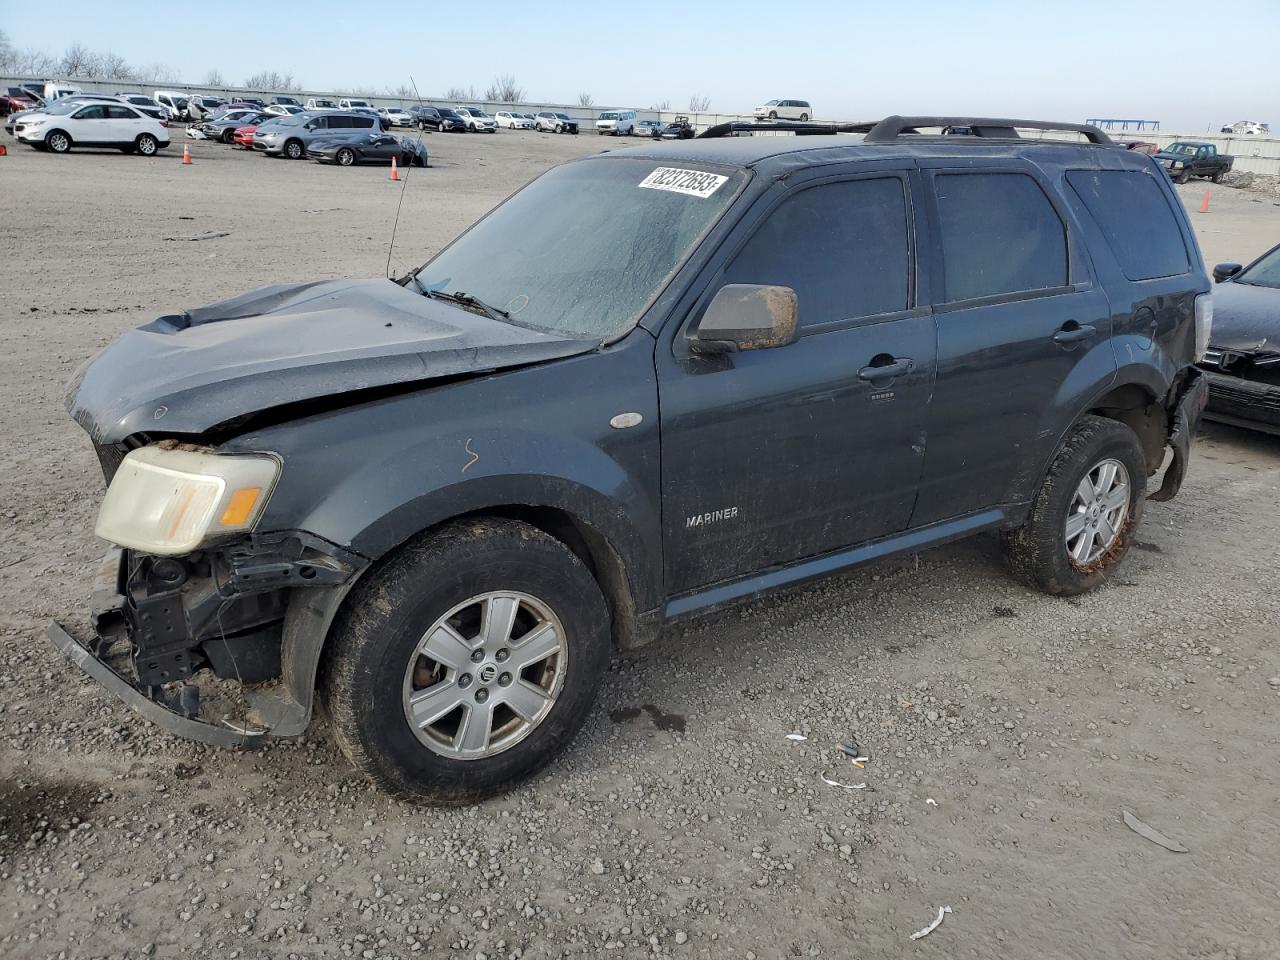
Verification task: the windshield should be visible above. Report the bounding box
[599,112,619,120]
[765,100,779,106]
[554,113,571,120]
[1238,245,1280,289]
[44,100,82,116]
[1164,143,1199,156]
[274,114,307,127]
[414,157,744,340]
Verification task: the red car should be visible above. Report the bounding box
[1117,139,1160,156]
[232,124,259,148]
[1,87,39,116]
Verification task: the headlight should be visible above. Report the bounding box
[1173,161,1184,168]
[95,446,280,555]
[1194,292,1213,362]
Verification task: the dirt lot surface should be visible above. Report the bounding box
[1,130,1279,960]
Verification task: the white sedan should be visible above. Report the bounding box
[495,110,532,129]
[377,107,416,128]
[15,100,170,155]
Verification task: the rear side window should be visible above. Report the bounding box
[354,117,374,128]
[935,172,1068,302]
[723,177,911,328]
[106,105,138,119]
[1066,171,1189,280]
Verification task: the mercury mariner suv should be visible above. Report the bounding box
[53,116,1209,803]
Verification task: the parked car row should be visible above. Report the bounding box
[187,106,428,168]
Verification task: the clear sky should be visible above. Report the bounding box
[5,0,1277,131]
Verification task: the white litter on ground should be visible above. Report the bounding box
[785,733,807,741]
[819,771,867,790]
[909,905,952,941]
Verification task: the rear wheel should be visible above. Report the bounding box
[322,518,611,804]
[135,133,158,156]
[46,130,71,153]
[1001,416,1146,595]
[336,147,355,166]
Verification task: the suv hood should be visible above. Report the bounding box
[67,278,598,444]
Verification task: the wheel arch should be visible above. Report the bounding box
[269,498,648,738]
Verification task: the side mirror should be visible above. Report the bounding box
[689,284,798,354]
[1212,262,1242,283]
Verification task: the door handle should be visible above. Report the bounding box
[1051,322,1097,345]
[858,357,914,381]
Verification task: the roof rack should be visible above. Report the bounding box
[698,115,1113,146]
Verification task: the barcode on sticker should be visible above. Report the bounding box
[639,167,728,198]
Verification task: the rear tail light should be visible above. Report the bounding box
[1194,292,1213,362]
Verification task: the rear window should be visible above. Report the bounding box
[935,172,1068,302]
[1066,171,1189,281]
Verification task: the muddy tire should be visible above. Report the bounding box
[322,518,611,804]
[1001,416,1147,596]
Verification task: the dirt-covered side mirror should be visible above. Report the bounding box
[689,283,798,354]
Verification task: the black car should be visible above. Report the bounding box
[434,107,469,132]
[1199,244,1280,433]
[652,115,695,139]
[410,105,442,131]
[309,131,428,167]
[53,115,1208,804]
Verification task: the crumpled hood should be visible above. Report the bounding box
[1210,281,1280,353]
[67,278,596,444]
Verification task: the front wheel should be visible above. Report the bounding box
[768,110,778,119]
[283,139,303,160]
[336,147,355,166]
[46,130,71,153]
[1175,168,1191,184]
[1001,415,1146,595]
[799,113,809,121]
[322,518,612,804]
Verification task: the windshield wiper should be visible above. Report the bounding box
[413,281,510,321]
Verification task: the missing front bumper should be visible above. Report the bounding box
[47,620,266,749]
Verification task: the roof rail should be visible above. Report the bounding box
[863,116,1112,145]
[698,116,1113,146]
[698,119,874,139]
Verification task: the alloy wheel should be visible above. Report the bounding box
[402,591,567,760]
[1065,458,1130,565]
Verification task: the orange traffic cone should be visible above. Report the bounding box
[0,145,7,156]
[1199,188,1211,213]
[389,156,399,181]
[182,143,192,165]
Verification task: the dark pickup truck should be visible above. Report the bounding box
[52,115,1210,804]
[1155,141,1233,183]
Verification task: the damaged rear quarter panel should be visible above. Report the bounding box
[220,331,663,615]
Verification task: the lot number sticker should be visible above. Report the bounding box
[639,167,728,199]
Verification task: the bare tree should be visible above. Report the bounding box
[244,70,296,91]
[203,68,224,86]
[0,29,15,71]
[100,51,132,80]
[444,85,478,101]
[484,74,525,103]
[649,99,670,111]
[385,83,414,99]
[60,44,100,77]
[137,62,180,84]
[687,94,711,112]
[16,47,58,76]
[577,91,595,108]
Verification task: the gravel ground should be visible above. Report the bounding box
[1,129,1279,960]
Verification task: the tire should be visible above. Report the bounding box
[768,110,778,120]
[336,147,355,166]
[1001,415,1146,596]
[221,128,235,144]
[1175,168,1191,184]
[322,518,612,804]
[283,139,303,160]
[799,113,809,121]
[135,133,158,156]
[1212,170,1225,184]
[46,130,71,153]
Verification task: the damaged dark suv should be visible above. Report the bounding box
[54,116,1210,803]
